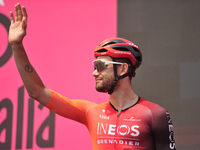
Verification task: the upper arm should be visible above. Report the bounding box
[44,90,94,125]
[152,108,176,150]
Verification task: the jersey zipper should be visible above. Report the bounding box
[117,110,121,117]
[114,110,122,149]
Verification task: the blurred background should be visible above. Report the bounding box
[118,1,200,150]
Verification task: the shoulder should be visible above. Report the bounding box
[137,97,169,123]
[98,101,110,107]
[138,97,167,113]
[50,89,100,111]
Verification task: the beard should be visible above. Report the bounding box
[95,74,114,93]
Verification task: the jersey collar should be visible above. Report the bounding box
[109,97,140,112]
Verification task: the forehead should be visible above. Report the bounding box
[96,55,112,61]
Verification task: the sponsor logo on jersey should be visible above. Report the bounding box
[97,137,139,146]
[97,123,140,137]
[96,122,140,146]
[166,112,176,149]
[99,114,110,120]
[123,117,141,122]
[102,109,111,114]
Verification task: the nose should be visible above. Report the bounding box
[92,69,99,77]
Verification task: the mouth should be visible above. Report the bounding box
[95,78,102,83]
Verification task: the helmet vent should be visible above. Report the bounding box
[101,39,126,47]
[111,47,129,52]
[132,48,142,62]
[96,49,108,53]
[135,56,142,62]
[101,42,116,47]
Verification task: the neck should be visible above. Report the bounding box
[109,78,138,112]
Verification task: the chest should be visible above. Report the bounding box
[86,106,154,149]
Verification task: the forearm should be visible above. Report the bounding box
[9,3,50,105]
[12,43,50,105]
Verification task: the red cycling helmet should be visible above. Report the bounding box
[94,37,142,69]
[94,37,142,94]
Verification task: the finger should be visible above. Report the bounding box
[17,3,22,21]
[15,4,18,21]
[10,11,15,24]
[22,6,27,23]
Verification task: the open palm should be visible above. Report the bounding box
[9,3,27,45]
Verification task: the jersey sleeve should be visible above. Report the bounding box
[45,90,96,125]
[151,107,176,150]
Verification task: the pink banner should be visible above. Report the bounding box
[0,0,116,149]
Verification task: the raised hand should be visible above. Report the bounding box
[9,3,27,45]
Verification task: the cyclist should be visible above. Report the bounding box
[9,3,176,150]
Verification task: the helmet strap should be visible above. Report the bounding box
[108,62,129,95]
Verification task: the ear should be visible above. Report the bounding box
[118,63,129,76]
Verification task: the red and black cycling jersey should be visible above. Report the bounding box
[45,90,176,150]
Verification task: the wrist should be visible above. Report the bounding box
[11,42,24,51]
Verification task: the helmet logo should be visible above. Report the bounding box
[114,51,131,55]
[100,52,107,55]
[128,42,138,48]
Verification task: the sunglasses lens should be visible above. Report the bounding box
[94,61,106,72]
